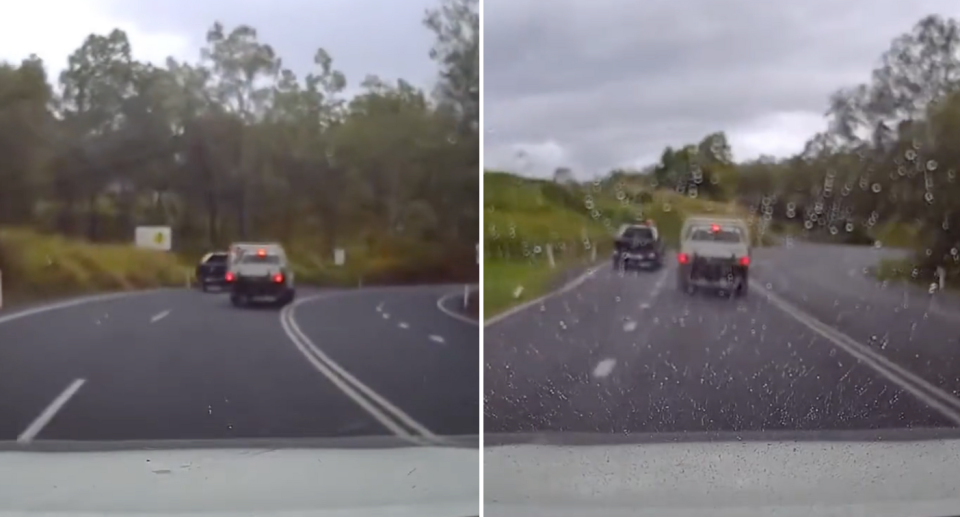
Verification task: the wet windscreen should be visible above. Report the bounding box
[482,0,960,489]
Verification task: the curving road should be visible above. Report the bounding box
[484,241,960,437]
[0,285,478,444]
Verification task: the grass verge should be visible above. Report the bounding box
[0,227,190,309]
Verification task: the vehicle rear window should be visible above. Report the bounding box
[621,227,654,240]
[205,254,228,264]
[689,227,744,243]
[239,254,281,264]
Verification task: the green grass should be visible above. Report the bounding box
[0,227,192,307]
[484,259,572,316]
[872,221,921,249]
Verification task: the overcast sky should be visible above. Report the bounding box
[483,0,960,178]
[0,0,438,95]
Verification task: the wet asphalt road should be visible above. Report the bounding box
[0,285,478,443]
[484,242,960,435]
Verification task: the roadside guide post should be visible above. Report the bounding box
[334,247,358,286]
[465,242,477,308]
[938,266,946,293]
[0,269,4,310]
[546,244,556,269]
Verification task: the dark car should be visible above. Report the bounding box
[195,252,230,292]
[612,223,665,271]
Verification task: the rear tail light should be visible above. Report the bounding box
[677,253,690,264]
[224,272,235,282]
[739,256,751,267]
[272,273,284,283]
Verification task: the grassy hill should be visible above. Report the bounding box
[483,171,775,317]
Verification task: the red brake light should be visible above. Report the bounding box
[257,248,267,257]
[272,273,284,283]
[678,253,690,264]
[711,224,720,232]
[739,256,750,267]
[225,272,235,282]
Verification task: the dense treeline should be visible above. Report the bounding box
[584,14,960,284]
[0,0,478,283]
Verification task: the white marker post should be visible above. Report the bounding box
[0,269,4,310]
[546,244,556,269]
[334,248,345,266]
[938,266,946,293]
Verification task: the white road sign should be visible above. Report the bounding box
[334,248,345,266]
[135,226,172,251]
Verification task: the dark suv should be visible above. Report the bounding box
[195,252,230,292]
[612,223,665,271]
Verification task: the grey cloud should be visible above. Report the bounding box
[483,0,960,177]
[104,0,439,90]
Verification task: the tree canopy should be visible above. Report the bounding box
[584,13,960,283]
[0,0,478,284]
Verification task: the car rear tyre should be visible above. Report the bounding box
[230,293,245,307]
[201,282,209,293]
[735,276,749,298]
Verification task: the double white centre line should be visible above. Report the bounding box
[755,284,960,425]
[279,296,443,446]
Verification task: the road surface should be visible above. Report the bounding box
[484,242,960,436]
[0,285,478,443]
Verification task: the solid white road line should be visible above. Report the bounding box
[0,292,146,326]
[150,310,171,323]
[753,283,960,425]
[18,378,86,443]
[484,264,607,327]
[280,296,444,445]
[436,288,479,325]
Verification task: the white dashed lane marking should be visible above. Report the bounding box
[398,322,409,329]
[429,335,445,344]
[150,310,171,323]
[593,358,617,378]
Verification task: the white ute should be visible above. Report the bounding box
[676,216,751,297]
[225,242,296,307]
